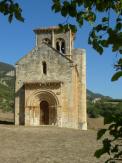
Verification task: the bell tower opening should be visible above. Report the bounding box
[40,101,49,125]
[33,26,75,58]
[56,38,65,54]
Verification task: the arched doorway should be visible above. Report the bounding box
[26,90,59,126]
[40,101,49,125]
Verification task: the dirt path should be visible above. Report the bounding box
[0,125,108,163]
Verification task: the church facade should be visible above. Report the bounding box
[15,26,87,130]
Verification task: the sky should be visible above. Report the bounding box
[0,0,122,99]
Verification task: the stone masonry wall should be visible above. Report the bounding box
[15,44,80,128]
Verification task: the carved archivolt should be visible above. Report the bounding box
[26,89,59,108]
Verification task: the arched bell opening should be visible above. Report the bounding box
[56,38,65,54]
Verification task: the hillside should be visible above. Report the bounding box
[87,89,112,101]
[0,62,15,112]
[0,62,14,76]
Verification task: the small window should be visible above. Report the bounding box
[42,61,47,75]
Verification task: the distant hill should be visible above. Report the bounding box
[87,89,112,101]
[0,62,15,88]
[0,62,14,76]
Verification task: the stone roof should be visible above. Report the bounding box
[33,26,60,33]
[33,26,75,38]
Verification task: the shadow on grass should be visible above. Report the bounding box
[0,120,14,125]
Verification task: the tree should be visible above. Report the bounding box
[52,0,122,81]
[52,0,122,162]
[0,0,24,23]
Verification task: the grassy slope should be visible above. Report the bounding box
[0,83,10,98]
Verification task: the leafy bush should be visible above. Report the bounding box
[87,101,122,118]
[0,83,14,112]
[87,102,100,118]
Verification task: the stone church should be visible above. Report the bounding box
[15,26,87,130]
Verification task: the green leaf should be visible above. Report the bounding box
[58,24,77,33]
[102,138,111,154]
[52,4,61,12]
[114,151,122,159]
[116,22,122,31]
[118,58,122,64]
[104,115,114,124]
[94,148,105,158]
[52,0,60,3]
[52,0,61,13]
[69,24,77,33]
[100,40,108,47]
[61,6,68,17]
[96,44,103,54]
[111,71,122,81]
[8,14,13,23]
[77,17,83,27]
[102,17,109,22]
[0,0,24,23]
[76,0,83,6]
[95,24,103,32]
[119,49,122,54]
[111,145,119,153]
[97,129,107,140]
[69,6,77,17]
[117,18,122,22]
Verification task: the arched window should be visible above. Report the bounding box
[56,38,65,54]
[42,38,51,45]
[42,61,47,75]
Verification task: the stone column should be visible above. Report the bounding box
[15,95,19,125]
[52,30,55,48]
[15,65,20,125]
[25,106,30,126]
[36,34,38,47]
[80,52,87,130]
[65,30,72,59]
[69,29,72,58]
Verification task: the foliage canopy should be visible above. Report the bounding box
[0,0,24,23]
